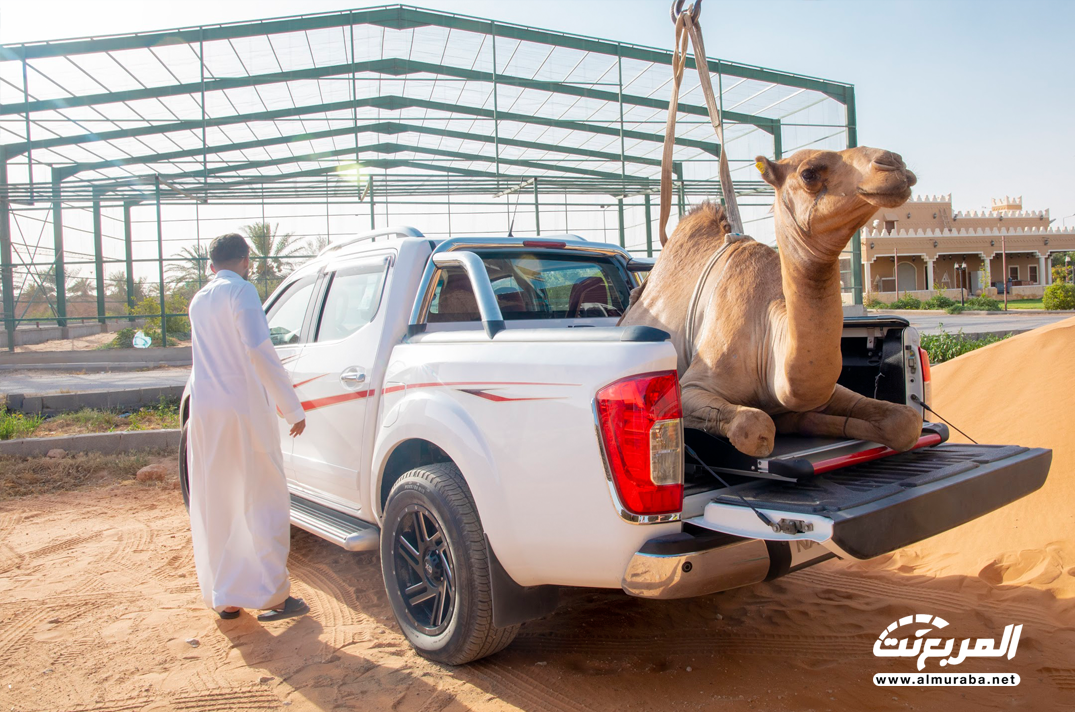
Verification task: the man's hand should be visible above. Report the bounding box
[290,419,306,437]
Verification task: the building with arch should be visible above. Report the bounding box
[861,195,1075,301]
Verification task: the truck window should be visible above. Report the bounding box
[314,261,388,342]
[426,251,632,322]
[265,276,317,346]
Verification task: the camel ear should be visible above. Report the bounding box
[754,156,787,189]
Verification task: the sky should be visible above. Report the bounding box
[1,0,1073,224]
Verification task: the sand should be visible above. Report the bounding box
[1,320,1073,711]
[858,316,1075,597]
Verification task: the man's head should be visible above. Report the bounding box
[209,233,251,278]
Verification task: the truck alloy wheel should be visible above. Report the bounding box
[391,503,457,635]
[380,463,519,664]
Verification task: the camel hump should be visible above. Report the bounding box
[674,201,731,244]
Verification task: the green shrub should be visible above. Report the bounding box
[924,294,957,310]
[864,296,888,309]
[1043,283,1075,311]
[164,292,191,336]
[889,294,923,310]
[921,327,1011,364]
[130,295,190,337]
[0,410,44,441]
[945,304,966,315]
[131,296,161,326]
[965,296,1002,311]
[102,327,136,349]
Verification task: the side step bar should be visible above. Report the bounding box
[290,494,379,552]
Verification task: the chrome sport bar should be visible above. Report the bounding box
[408,250,505,339]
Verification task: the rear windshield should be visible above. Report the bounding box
[427,250,633,322]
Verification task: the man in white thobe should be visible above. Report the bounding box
[186,233,310,622]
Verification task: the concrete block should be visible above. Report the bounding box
[0,429,181,458]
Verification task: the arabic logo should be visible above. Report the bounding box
[873,614,1022,671]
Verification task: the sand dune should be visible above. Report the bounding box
[857,316,1075,598]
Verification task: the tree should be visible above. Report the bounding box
[166,244,211,298]
[167,244,210,286]
[305,235,331,260]
[69,277,95,301]
[241,222,303,282]
[106,270,148,305]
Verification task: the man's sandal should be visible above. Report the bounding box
[256,596,309,622]
[217,608,241,620]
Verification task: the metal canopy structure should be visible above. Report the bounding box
[0,4,860,348]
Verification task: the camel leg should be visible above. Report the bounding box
[681,384,777,457]
[774,384,922,452]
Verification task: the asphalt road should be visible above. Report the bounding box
[875,310,1072,335]
[0,366,190,396]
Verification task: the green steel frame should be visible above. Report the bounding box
[0,3,858,349]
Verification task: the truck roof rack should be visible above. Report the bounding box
[318,226,425,257]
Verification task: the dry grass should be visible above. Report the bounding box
[0,448,177,499]
[1,400,180,440]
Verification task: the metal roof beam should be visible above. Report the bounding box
[0,5,849,99]
[11,94,717,157]
[58,119,662,179]
[1,57,778,135]
[80,140,634,190]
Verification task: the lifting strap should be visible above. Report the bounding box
[663,1,752,368]
[660,0,744,246]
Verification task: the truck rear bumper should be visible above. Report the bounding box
[621,528,772,599]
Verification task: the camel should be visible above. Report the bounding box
[620,146,923,457]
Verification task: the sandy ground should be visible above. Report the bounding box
[13,333,191,353]
[2,321,1075,711]
[14,332,116,353]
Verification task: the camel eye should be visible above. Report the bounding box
[800,168,819,184]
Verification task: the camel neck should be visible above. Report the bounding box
[773,225,847,407]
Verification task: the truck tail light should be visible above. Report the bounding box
[918,346,932,411]
[595,371,684,516]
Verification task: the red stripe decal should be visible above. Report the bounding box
[293,374,326,388]
[811,432,944,475]
[456,389,560,403]
[300,389,373,412]
[305,380,575,412]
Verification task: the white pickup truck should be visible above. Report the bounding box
[179,227,1050,665]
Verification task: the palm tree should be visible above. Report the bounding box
[166,244,211,297]
[16,266,82,319]
[306,235,331,257]
[69,277,95,303]
[106,271,148,306]
[241,222,303,282]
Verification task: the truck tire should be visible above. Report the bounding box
[381,462,519,665]
[178,422,191,511]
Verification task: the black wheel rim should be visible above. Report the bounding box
[392,503,456,636]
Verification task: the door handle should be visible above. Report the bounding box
[340,367,366,390]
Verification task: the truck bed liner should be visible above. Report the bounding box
[710,443,1034,514]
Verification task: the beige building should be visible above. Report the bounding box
[861,195,1075,301]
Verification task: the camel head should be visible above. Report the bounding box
[755,147,916,263]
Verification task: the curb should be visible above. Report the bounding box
[0,346,191,368]
[0,429,180,458]
[0,363,191,372]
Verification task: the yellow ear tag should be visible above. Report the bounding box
[755,161,766,173]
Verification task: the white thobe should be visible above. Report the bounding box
[186,269,305,611]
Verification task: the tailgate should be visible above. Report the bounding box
[686,443,1051,560]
